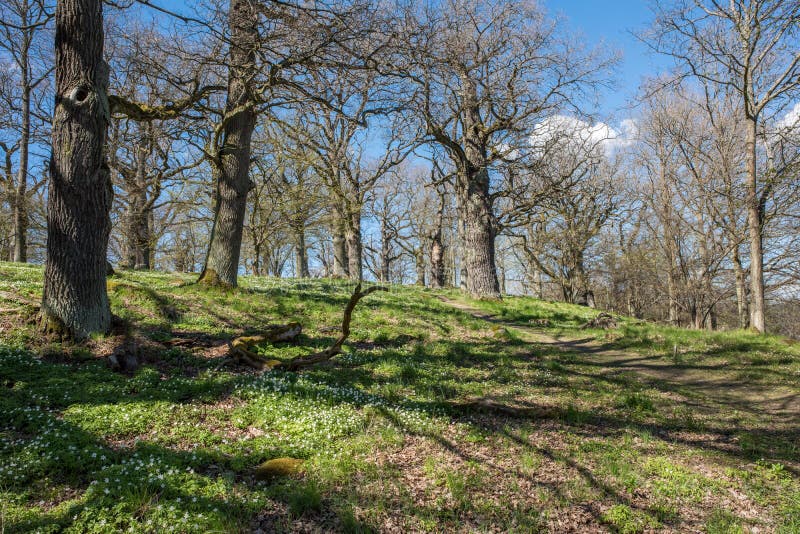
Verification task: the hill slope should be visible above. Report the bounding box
[1,263,798,533]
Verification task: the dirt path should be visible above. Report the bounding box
[440,297,800,420]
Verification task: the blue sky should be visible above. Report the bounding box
[544,0,673,118]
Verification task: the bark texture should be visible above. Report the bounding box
[12,83,30,262]
[744,117,765,332]
[122,142,152,269]
[345,210,363,281]
[200,0,258,288]
[42,0,112,339]
[294,230,309,278]
[455,77,499,298]
[331,206,349,278]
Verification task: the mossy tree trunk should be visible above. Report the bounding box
[199,0,258,288]
[41,0,112,340]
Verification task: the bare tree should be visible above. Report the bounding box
[199,0,372,287]
[651,0,800,331]
[515,119,620,305]
[383,0,613,298]
[0,0,53,262]
[278,69,409,282]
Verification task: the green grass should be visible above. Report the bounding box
[1,262,798,532]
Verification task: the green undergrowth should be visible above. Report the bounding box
[1,262,798,532]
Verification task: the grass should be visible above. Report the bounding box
[0,261,798,532]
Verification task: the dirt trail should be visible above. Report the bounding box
[440,297,800,420]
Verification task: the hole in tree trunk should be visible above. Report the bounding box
[70,86,90,103]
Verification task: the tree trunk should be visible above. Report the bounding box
[458,172,499,299]
[252,241,261,276]
[294,229,309,278]
[745,116,765,332]
[732,247,749,329]
[457,77,500,299]
[533,269,543,299]
[414,249,425,286]
[345,209,362,281]
[12,84,30,263]
[123,142,151,269]
[379,218,391,282]
[429,230,445,288]
[41,0,112,340]
[331,207,349,278]
[199,0,258,288]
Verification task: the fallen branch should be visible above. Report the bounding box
[278,283,388,372]
[580,312,617,330]
[227,323,303,369]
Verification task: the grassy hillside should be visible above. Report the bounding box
[1,262,798,533]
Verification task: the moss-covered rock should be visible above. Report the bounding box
[254,457,305,480]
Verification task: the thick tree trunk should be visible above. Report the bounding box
[41,0,112,340]
[345,210,362,281]
[199,0,258,288]
[123,143,151,269]
[294,229,309,278]
[457,78,499,299]
[458,175,499,298]
[745,117,765,333]
[252,242,261,276]
[533,269,543,299]
[732,247,749,329]
[458,176,499,298]
[12,85,30,263]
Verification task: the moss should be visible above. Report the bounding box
[254,457,305,480]
[198,268,234,289]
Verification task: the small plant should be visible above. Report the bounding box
[600,504,659,533]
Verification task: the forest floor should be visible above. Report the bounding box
[1,261,799,533]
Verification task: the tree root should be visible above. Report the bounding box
[227,323,303,369]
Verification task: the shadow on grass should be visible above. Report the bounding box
[2,301,798,531]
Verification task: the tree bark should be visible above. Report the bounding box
[331,205,349,278]
[12,83,30,263]
[429,230,445,288]
[41,0,112,340]
[744,116,765,332]
[123,142,151,269]
[294,229,309,278]
[345,209,363,281]
[457,169,499,298]
[414,249,425,286]
[456,77,500,298]
[199,0,258,288]
[732,247,749,329]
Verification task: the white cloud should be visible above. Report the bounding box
[530,115,637,157]
[777,101,800,131]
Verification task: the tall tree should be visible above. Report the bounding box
[385,0,613,298]
[0,0,53,262]
[199,0,371,287]
[199,0,258,286]
[651,0,800,332]
[41,0,112,338]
